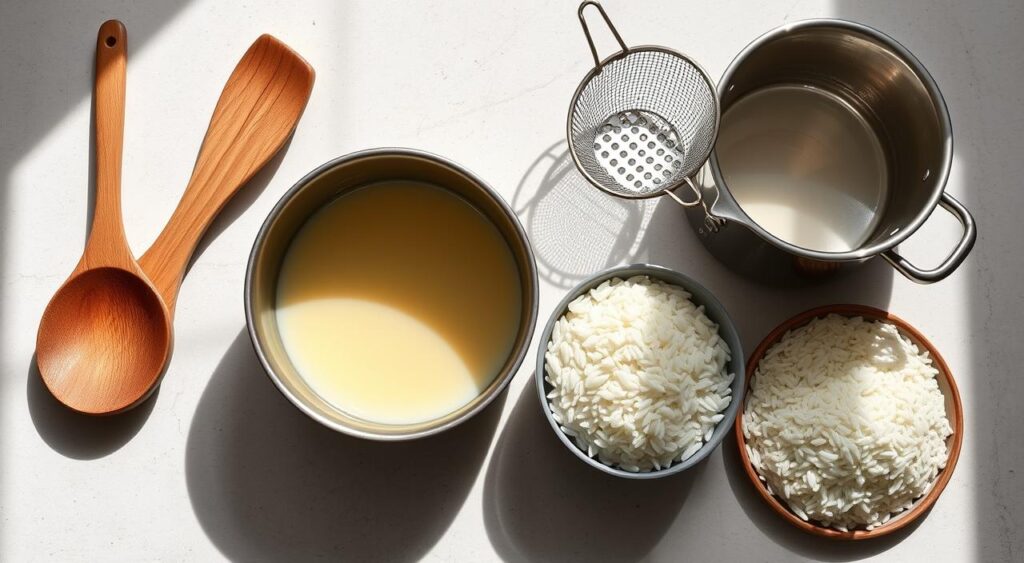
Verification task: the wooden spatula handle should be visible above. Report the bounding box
[139,35,314,312]
[82,20,130,269]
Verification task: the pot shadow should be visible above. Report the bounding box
[185,331,504,562]
[483,383,700,562]
[511,139,657,290]
[722,431,922,560]
[26,353,159,460]
[636,196,895,353]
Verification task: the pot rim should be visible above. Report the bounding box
[708,18,954,262]
[244,147,540,441]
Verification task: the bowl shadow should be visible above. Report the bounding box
[26,353,159,460]
[185,330,504,562]
[483,383,701,562]
[722,431,924,560]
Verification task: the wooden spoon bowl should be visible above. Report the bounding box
[735,304,964,540]
[36,25,314,415]
[37,267,171,413]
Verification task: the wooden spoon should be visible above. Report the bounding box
[35,21,172,415]
[36,30,314,414]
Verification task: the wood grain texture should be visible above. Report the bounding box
[735,304,964,540]
[85,19,131,270]
[139,34,315,313]
[35,21,173,415]
[35,31,313,415]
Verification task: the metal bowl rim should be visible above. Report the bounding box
[566,44,722,200]
[244,147,540,441]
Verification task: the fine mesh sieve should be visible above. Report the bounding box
[567,1,720,212]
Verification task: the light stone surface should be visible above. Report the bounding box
[1,1,1021,561]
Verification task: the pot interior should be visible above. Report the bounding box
[712,21,950,257]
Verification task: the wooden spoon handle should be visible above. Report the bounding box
[139,35,314,312]
[82,20,130,270]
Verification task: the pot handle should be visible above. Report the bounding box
[882,193,977,284]
[578,1,628,70]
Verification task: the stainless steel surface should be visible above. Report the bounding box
[715,84,889,253]
[534,263,745,480]
[686,19,976,285]
[882,192,977,282]
[567,1,718,204]
[245,148,539,441]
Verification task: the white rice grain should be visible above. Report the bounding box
[743,314,953,530]
[545,276,733,472]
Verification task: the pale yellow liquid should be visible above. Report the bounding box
[275,182,522,425]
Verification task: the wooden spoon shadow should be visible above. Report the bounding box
[26,353,158,459]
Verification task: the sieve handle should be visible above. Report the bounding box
[664,176,703,207]
[578,1,628,70]
[881,193,977,284]
[666,176,727,233]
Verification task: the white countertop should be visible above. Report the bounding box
[2,1,1022,561]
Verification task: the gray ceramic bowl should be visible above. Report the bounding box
[535,264,744,479]
[246,148,539,441]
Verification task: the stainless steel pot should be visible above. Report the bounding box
[685,19,976,285]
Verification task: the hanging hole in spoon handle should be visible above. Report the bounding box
[87,19,131,261]
[578,1,628,70]
[138,35,315,314]
[882,192,977,284]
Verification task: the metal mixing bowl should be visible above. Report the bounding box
[245,148,539,440]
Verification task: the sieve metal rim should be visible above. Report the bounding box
[566,3,721,203]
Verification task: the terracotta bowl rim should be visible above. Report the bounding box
[735,303,964,540]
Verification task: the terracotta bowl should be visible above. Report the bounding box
[735,304,964,540]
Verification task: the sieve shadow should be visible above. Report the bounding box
[511,139,657,289]
[185,330,505,562]
[722,431,922,560]
[635,196,895,353]
[26,353,159,460]
[483,382,699,562]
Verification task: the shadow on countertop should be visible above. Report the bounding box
[483,383,700,562]
[823,1,1024,561]
[512,138,897,356]
[512,139,657,290]
[636,196,896,354]
[185,330,505,562]
[19,2,294,462]
[26,353,159,459]
[721,430,922,561]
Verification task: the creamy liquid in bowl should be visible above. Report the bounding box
[275,182,522,425]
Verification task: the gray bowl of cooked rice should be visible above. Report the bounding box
[535,264,745,479]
